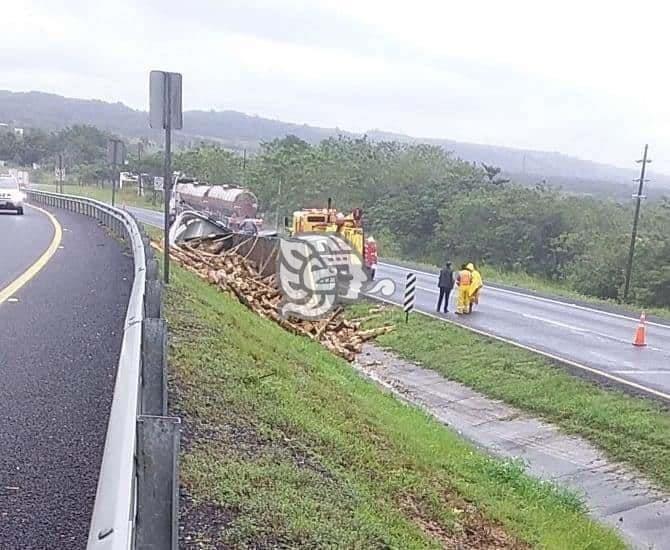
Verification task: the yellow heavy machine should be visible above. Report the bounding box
[285,199,378,278]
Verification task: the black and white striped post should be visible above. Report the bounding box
[404,272,417,323]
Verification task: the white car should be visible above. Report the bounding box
[0,176,25,215]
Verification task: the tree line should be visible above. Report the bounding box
[8,126,668,307]
[169,135,669,308]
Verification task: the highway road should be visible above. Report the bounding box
[376,262,670,400]
[0,205,132,548]
[127,205,670,401]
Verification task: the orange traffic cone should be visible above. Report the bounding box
[633,312,647,347]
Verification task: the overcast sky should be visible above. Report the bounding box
[3,0,669,171]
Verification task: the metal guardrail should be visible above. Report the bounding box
[27,190,179,550]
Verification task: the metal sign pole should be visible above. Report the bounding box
[150,69,182,285]
[58,153,63,193]
[163,74,172,285]
[108,138,125,207]
[138,142,143,197]
[111,141,117,207]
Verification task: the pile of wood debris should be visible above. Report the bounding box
[155,235,394,361]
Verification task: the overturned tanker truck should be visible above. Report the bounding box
[169,179,378,281]
[172,177,263,233]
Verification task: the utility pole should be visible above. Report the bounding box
[623,144,651,301]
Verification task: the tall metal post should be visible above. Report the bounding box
[163,75,172,284]
[150,69,182,284]
[108,138,124,207]
[58,153,63,193]
[138,142,143,197]
[623,144,651,301]
[275,174,283,231]
[111,144,117,207]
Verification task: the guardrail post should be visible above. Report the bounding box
[146,258,159,281]
[142,236,151,255]
[142,318,167,416]
[145,281,163,319]
[136,415,180,550]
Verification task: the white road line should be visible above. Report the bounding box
[414,282,669,353]
[378,261,670,330]
[521,313,587,333]
[366,293,670,403]
[612,370,670,375]
[519,313,669,352]
[417,285,438,294]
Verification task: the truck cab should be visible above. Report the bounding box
[287,207,376,278]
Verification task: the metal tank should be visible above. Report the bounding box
[206,186,258,219]
[174,183,260,230]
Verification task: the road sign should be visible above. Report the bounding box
[149,71,183,130]
[150,70,183,285]
[153,176,164,191]
[107,139,126,165]
[404,272,417,322]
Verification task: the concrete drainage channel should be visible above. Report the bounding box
[357,344,670,549]
[28,190,180,550]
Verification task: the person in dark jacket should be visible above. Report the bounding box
[437,262,453,313]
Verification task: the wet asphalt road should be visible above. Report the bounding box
[0,209,54,290]
[0,205,132,549]
[376,262,670,399]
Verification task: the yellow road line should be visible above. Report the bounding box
[0,204,62,305]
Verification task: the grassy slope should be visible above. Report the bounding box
[34,182,162,211]
[352,304,670,492]
[167,264,624,549]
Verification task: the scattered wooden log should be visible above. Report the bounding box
[152,237,394,361]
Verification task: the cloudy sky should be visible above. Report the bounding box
[3,0,669,171]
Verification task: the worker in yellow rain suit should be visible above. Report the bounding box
[455,264,472,314]
[467,263,483,313]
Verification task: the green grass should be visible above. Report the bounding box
[35,182,162,211]
[350,303,670,492]
[166,263,624,548]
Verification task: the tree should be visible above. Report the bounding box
[481,163,510,185]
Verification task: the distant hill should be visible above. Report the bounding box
[1,89,668,196]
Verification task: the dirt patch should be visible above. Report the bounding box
[179,490,237,549]
[400,495,528,550]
